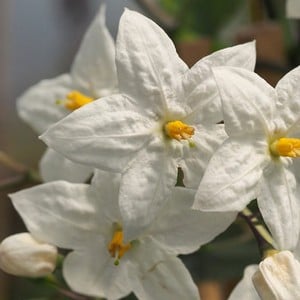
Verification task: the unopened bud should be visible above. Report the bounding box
[252,251,300,299]
[0,233,57,278]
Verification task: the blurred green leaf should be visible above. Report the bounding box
[158,0,244,39]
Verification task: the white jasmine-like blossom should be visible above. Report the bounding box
[0,232,57,278]
[194,66,300,250]
[41,9,256,239]
[10,170,236,299]
[286,0,300,18]
[229,251,300,300]
[17,4,117,183]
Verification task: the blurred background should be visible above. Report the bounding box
[0,0,298,299]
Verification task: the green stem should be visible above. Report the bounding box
[0,151,27,173]
[0,170,41,191]
[0,152,41,191]
[239,207,275,257]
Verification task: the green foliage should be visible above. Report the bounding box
[158,0,244,39]
[181,216,260,281]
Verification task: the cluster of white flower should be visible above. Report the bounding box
[2,3,300,300]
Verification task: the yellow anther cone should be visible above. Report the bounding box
[65,90,93,111]
[164,120,195,140]
[271,138,300,157]
[108,230,131,264]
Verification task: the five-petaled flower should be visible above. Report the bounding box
[41,9,256,240]
[10,170,236,300]
[17,4,117,183]
[194,66,300,250]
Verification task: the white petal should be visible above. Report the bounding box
[275,66,300,134]
[213,67,275,136]
[40,148,93,183]
[10,182,101,249]
[119,137,179,241]
[70,4,117,97]
[286,0,300,18]
[180,124,227,188]
[149,187,237,255]
[41,95,155,172]
[193,137,267,211]
[116,9,188,115]
[16,74,72,134]
[201,41,256,71]
[258,163,300,250]
[228,265,260,300]
[63,238,132,299]
[91,169,123,223]
[182,41,256,125]
[132,256,199,300]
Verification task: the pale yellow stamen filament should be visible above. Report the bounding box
[59,90,93,111]
[164,120,195,141]
[270,138,300,157]
[108,230,131,265]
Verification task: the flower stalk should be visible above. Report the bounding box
[239,207,275,258]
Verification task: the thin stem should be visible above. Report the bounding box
[0,174,27,191]
[0,151,27,173]
[239,207,275,257]
[45,274,95,300]
[0,152,41,191]
[57,288,91,300]
[0,170,41,191]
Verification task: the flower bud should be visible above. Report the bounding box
[0,233,57,277]
[252,250,300,300]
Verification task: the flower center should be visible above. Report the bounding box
[108,230,131,266]
[164,120,195,141]
[56,90,93,111]
[65,90,94,110]
[270,138,300,157]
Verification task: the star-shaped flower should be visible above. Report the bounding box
[10,170,236,299]
[193,66,300,250]
[17,4,117,183]
[40,9,255,239]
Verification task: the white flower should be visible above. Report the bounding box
[193,66,300,250]
[40,9,255,239]
[286,0,300,18]
[10,170,236,299]
[0,233,57,278]
[229,251,300,300]
[17,4,117,183]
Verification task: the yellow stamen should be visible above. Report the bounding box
[64,90,93,111]
[270,138,300,157]
[108,230,131,265]
[164,120,195,141]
